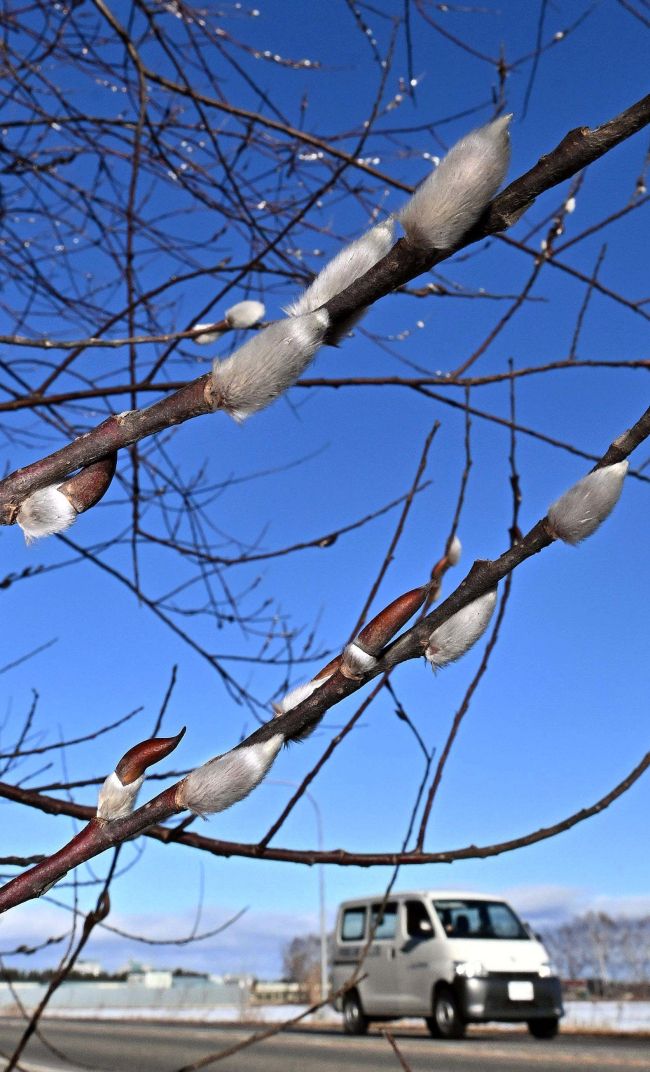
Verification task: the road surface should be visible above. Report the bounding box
[0,1019,647,1072]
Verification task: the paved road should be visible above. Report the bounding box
[0,1019,647,1072]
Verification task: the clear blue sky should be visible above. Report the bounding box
[1,1,648,976]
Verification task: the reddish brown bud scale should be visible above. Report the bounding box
[115,727,186,785]
[425,539,462,612]
[314,654,342,681]
[356,585,428,655]
[430,554,447,581]
[423,559,447,611]
[59,453,117,514]
[86,891,111,930]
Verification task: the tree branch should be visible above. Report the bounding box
[1,93,648,525]
[0,402,648,911]
[0,748,646,900]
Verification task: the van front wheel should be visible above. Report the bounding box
[528,1017,559,1039]
[342,992,369,1036]
[427,988,466,1040]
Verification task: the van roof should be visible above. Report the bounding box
[337,890,506,909]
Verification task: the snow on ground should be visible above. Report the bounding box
[562,1001,650,1032]
[13,1001,649,1033]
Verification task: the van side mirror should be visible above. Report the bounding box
[418,920,433,936]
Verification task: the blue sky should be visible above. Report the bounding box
[0,1,648,977]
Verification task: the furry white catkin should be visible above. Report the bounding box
[96,772,144,821]
[192,302,266,344]
[447,534,462,565]
[547,461,629,544]
[17,485,77,543]
[425,589,497,669]
[192,323,224,345]
[225,300,266,328]
[341,642,377,679]
[177,735,283,817]
[211,310,329,421]
[397,115,512,250]
[286,219,394,341]
[274,679,325,716]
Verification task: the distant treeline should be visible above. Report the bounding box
[541,912,650,986]
[0,969,128,983]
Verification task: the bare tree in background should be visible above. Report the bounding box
[543,913,650,986]
[0,1,649,1067]
[282,934,329,1002]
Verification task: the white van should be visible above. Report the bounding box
[331,890,563,1039]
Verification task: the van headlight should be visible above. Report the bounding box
[538,963,555,978]
[454,960,488,979]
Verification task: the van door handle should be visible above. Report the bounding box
[389,948,396,959]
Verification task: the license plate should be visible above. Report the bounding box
[508,980,534,1001]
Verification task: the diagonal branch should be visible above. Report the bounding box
[1,93,649,525]
[0,405,648,911]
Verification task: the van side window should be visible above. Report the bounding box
[370,902,397,940]
[341,908,366,941]
[405,899,433,938]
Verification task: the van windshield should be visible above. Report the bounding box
[432,899,529,940]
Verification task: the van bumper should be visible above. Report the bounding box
[457,976,563,1023]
